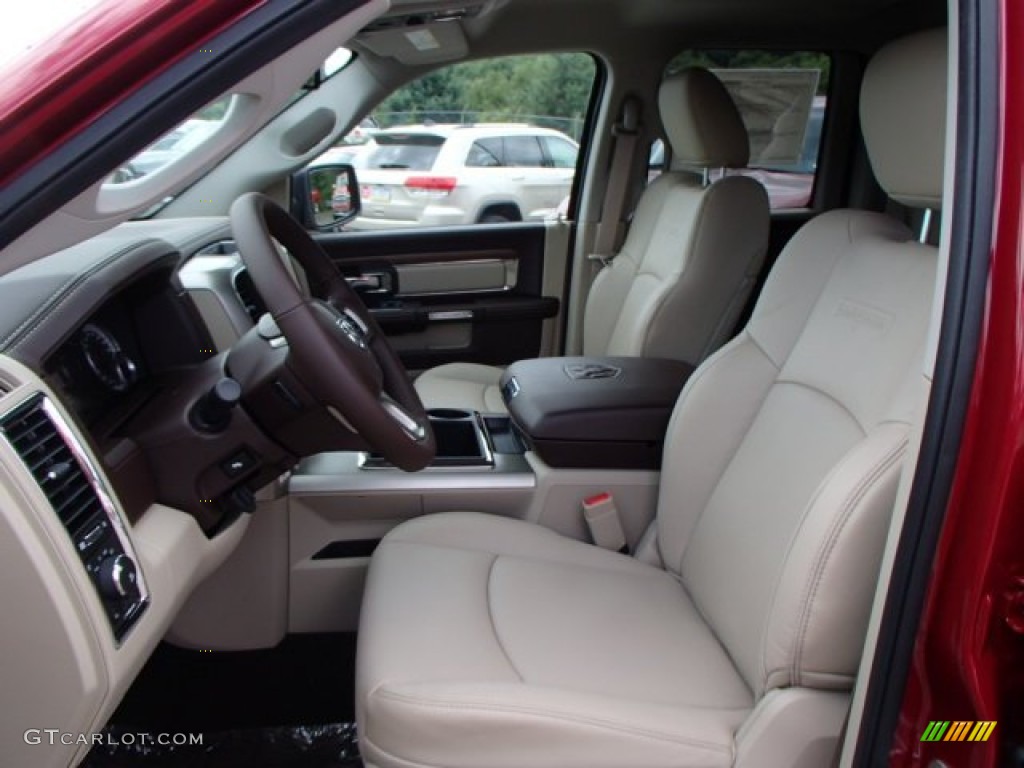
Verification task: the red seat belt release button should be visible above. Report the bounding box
[582,492,629,555]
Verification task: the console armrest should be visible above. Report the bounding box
[501,357,694,469]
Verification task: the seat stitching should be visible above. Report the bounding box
[790,438,907,686]
[485,556,525,682]
[674,337,779,577]
[374,688,736,754]
[758,435,903,691]
[773,379,869,435]
[384,538,654,580]
[756,423,876,692]
[0,241,156,351]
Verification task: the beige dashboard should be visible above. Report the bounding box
[0,355,248,768]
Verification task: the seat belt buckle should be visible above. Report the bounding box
[587,252,613,267]
[582,492,629,554]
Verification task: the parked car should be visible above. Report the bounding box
[121,118,220,178]
[350,123,579,229]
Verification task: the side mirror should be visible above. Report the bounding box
[290,163,361,231]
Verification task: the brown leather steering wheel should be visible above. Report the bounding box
[229,192,435,471]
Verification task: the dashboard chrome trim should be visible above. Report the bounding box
[0,393,150,648]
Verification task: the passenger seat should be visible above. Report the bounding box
[414,67,770,413]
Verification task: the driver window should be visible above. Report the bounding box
[308,53,598,229]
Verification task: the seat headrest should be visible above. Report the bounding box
[860,28,948,209]
[659,68,749,169]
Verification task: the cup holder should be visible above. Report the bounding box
[362,409,494,469]
[427,408,474,421]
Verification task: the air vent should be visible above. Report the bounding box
[0,395,148,643]
[233,269,267,324]
[1,396,101,539]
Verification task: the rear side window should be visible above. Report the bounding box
[504,136,545,167]
[544,136,579,169]
[365,134,444,171]
[466,138,504,168]
[664,50,830,210]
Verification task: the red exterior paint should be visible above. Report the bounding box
[890,1,1024,765]
[0,0,268,186]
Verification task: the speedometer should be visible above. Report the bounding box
[79,324,139,393]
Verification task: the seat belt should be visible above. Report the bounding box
[589,95,642,266]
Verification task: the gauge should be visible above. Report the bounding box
[79,324,139,393]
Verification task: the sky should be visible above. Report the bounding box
[0,1,104,69]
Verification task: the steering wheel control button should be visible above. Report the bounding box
[220,448,259,479]
[190,377,242,433]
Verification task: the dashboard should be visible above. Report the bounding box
[0,217,273,768]
[45,268,206,437]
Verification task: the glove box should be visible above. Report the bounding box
[500,356,694,470]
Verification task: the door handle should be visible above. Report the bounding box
[345,272,393,294]
[428,309,474,322]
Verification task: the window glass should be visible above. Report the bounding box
[466,139,504,168]
[544,137,579,169]
[365,133,444,171]
[504,136,545,167]
[664,50,830,209]
[309,52,596,229]
[106,96,232,184]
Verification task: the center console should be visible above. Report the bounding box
[286,356,693,633]
[361,408,522,469]
[500,356,694,470]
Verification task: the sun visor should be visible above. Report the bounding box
[356,21,469,65]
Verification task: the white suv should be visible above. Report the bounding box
[348,123,579,229]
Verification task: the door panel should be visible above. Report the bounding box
[313,222,562,372]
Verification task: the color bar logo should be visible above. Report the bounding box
[921,721,996,742]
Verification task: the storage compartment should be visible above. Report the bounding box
[361,409,496,468]
[501,356,694,469]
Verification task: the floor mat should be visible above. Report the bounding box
[80,722,361,768]
[112,634,357,733]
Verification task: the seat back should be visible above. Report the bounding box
[655,29,947,699]
[583,68,769,365]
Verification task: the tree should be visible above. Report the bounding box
[374,54,596,139]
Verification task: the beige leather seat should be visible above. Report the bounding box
[414,67,770,413]
[357,28,946,768]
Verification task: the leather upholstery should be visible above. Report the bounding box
[659,209,935,696]
[660,68,750,169]
[412,362,506,413]
[861,28,947,208]
[358,513,752,768]
[416,68,768,413]
[359,30,947,767]
[583,171,767,361]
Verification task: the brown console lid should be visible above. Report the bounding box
[500,356,694,469]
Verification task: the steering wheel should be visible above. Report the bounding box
[229,192,436,471]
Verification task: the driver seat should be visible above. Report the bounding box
[357,28,947,768]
